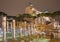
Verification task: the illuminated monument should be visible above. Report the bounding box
[25,2,36,14]
[25,2,43,14]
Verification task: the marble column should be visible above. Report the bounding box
[2,16,7,42]
[7,21,9,32]
[10,22,12,33]
[12,19,16,39]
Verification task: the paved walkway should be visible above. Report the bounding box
[0,39,60,42]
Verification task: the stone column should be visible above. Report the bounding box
[33,24,36,34]
[19,26,21,37]
[12,19,16,39]
[28,24,30,35]
[19,22,21,37]
[26,23,29,36]
[24,22,26,36]
[58,30,60,38]
[7,21,8,32]
[10,22,12,33]
[2,16,7,42]
[19,23,22,37]
[31,24,33,35]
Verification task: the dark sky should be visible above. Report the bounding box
[0,0,60,16]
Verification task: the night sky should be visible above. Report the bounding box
[0,0,60,16]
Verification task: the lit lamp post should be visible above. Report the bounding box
[2,16,7,42]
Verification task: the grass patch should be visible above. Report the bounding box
[0,37,2,41]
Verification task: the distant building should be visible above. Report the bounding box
[25,2,36,14]
[25,2,43,15]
